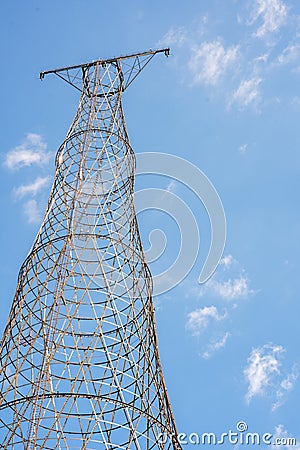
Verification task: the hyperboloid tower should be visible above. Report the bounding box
[0,49,182,449]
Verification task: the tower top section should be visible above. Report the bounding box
[40,48,170,93]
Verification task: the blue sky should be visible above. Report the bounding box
[1,0,300,446]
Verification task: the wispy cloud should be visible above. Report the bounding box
[158,26,188,48]
[230,77,262,109]
[188,40,239,86]
[277,44,300,65]
[14,176,51,198]
[4,134,52,224]
[185,255,254,358]
[202,332,230,359]
[4,133,52,170]
[270,425,300,449]
[220,254,235,269]
[186,305,227,336]
[239,143,249,154]
[204,275,253,300]
[272,365,298,411]
[244,343,298,408]
[157,0,299,110]
[249,0,288,39]
[244,343,284,403]
[186,304,230,357]
[23,199,43,224]
[186,254,254,301]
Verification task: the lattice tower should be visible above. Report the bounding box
[0,49,182,450]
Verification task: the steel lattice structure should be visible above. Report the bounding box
[0,49,182,449]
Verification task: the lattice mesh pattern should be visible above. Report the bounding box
[0,59,181,449]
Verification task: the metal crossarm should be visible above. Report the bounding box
[39,48,170,92]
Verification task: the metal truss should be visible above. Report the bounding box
[0,49,182,449]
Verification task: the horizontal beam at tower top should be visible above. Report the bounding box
[39,48,170,92]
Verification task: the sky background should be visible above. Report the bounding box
[1,0,300,446]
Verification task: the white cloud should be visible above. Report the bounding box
[186,305,227,336]
[185,257,253,357]
[189,255,254,301]
[255,53,270,64]
[202,332,230,359]
[4,133,52,170]
[188,39,239,86]
[280,369,298,390]
[239,143,249,154]
[250,0,288,38]
[220,254,234,269]
[269,425,300,449]
[245,344,298,409]
[277,44,300,65]
[156,3,297,110]
[23,199,42,224]
[158,26,188,48]
[14,176,51,198]
[244,343,284,403]
[230,77,262,108]
[291,96,300,107]
[206,275,253,300]
[272,365,298,411]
